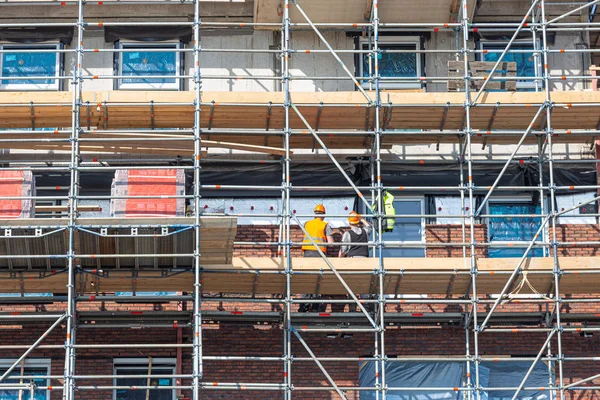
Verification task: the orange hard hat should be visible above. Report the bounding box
[348,211,361,225]
[314,204,326,214]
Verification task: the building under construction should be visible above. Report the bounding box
[0,0,599,399]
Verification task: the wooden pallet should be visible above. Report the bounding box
[448,61,517,91]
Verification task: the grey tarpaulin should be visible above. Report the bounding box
[359,360,553,400]
[105,26,193,43]
[0,27,73,44]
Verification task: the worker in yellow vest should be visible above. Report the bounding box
[301,203,334,258]
[299,204,334,312]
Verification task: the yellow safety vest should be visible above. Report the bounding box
[302,219,328,251]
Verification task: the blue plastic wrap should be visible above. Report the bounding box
[488,204,544,258]
[122,50,177,84]
[359,361,552,400]
[1,50,56,85]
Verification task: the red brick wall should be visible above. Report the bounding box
[552,224,600,256]
[426,224,487,257]
[233,225,343,258]
[2,325,598,400]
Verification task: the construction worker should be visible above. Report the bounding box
[338,211,372,313]
[339,211,372,258]
[299,204,334,312]
[301,204,334,258]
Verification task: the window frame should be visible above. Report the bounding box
[358,36,422,90]
[477,39,542,90]
[113,357,177,400]
[0,358,51,400]
[382,196,427,257]
[116,41,183,91]
[486,196,546,257]
[0,42,62,91]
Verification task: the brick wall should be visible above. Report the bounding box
[2,325,598,400]
[552,224,600,256]
[426,224,487,257]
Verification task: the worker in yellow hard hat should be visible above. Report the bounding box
[299,203,335,313]
[339,211,372,258]
[301,203,334,258]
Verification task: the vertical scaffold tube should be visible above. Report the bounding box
[461,1,480,400]
[283,1,293,398]
[192,0,203,398]
[541,1,565,399]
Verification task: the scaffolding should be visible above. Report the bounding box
[0,0,600,399]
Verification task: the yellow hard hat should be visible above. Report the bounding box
[314,204,326,214]
[348,211,361,225]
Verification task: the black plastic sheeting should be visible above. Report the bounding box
[0,27,74,44]
[34,162,596,197]
[104,26,193,43]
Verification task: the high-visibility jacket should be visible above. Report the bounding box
[373,192,396,232]
[302,219,329,251]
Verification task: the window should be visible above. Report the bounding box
[381,197,425,257]
[359,37,422,89]
[0,358,50,400]
[478,41,541,90]
[359,360,552,400]
[114,358,176,400]
[117,42,182,90]
[0,44,61,90]
[487,198,544,258]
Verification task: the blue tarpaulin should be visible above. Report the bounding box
[359,361,553,400]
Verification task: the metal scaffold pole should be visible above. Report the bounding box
[282,0,293,398]
[192,0,203,397]
[63,0,84,398]
[460,1,481,399]
[541,1,565,398]
[372,0,386,398]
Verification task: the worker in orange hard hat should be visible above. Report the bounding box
[299,203,335,313]
[301,204,334,258]
[339,211,372,258]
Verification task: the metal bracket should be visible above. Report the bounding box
[251,270,260,298]
[439,102,450,131]
[150,100,155,130]
[103,101,108,129]
[4,229,11,237]
[161,227,169,236]
[368,270,378,295]
[19,272,24,296]
[100,227,108,236]
[85,101,91,130]
[483,102,501,150]
[131,270,138,295]
[30,102,35,130]
[265,101,273,131]
[312,102,324,152]
[382,102,393,131]
[315,101,323,131]
[394,270,405,298]
[446,269,458,298]
[364,104,371,132]
[35,228,43,237]
[207,100,215,131]
[315,269,324,296]
[131,227,138,236]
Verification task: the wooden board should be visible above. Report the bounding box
[0,256,598,295]
[253,0,477,28]
[0,91,598,150]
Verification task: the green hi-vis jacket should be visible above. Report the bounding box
[372,191,396,232]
